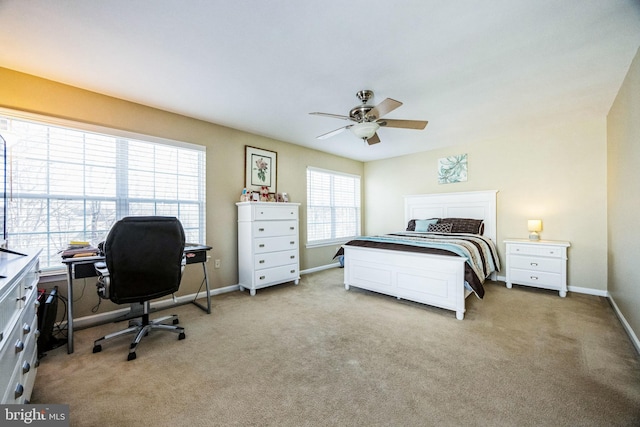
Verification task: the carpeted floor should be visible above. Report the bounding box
[32,268,640,426]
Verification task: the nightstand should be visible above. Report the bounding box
[504,239,570,297]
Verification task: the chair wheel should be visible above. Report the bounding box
[172,318,179,325]
[93,345,102,353]
[178,332,186,340]
[127,352,137,361]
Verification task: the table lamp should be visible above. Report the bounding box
[528,219,542,241]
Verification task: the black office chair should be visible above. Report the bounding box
[92,216,186,361]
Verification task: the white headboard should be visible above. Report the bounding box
[404,190,498,242]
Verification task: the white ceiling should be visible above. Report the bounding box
[1,1,639,162]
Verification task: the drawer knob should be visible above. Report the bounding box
[258,228,264,232]
[530,262,538,267]
[23,323,31,334]
[290,241,295,245]
[259,244,265,248]
[22,361,31,374]
[259,260,265,264]
[530,276,539,280]
[15,340,25,353]
[25,285,33,290]
[290,270,296,274]
[259,275,265,280]
[15,384,24,399]
[16,296,26,302]
[290,227,295,230]
[290,255,295,259]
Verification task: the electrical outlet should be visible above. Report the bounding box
[214,259,221,269]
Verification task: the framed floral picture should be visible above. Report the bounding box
[245,146,277,193]
[438,153,468,184]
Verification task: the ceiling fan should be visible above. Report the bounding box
[310,90,428,145]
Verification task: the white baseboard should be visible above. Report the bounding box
[607,294,640,355]
[301,262,340,275]
[494,275,608,297]
[70,284,239,330]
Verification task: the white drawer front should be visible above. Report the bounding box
[0,282,22,344]
[254,250,298,270]
[253,205,298,220]
[254,264,299,286]
[252,220,297,237]
[509,244,563,258]
[510,268,562,287]
[509,256,562,273]
[254,236,298,254]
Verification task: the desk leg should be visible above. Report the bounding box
[191,262,211,314]
[66,264,75,354]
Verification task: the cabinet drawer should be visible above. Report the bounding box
[254,236,298,253]
[254,264,299,286]
[253,205,298,220]
[509,256,562,273]
[508,244,563,257]
[252,220,297,237]
[0,319,22,393]
[510,268,562,287]
[254,250,298,270]
[0,281,22,345]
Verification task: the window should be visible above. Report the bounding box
[0,110,206,270]
[306,167,360,246]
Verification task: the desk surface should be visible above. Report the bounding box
[61,244,212,265]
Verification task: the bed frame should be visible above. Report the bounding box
[343,190,497,320]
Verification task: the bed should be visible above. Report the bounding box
[342,190,499,320]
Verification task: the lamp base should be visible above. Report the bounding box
[529,232,540,241]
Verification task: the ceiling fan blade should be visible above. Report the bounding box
[367,133,381,145]
[379,119,428,130]
[316,125,352,140]
[366,98,402,120]
[309,112,353,121]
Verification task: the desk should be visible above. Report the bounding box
[62,245,212,354]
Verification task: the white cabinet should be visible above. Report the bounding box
[1,249,41,404]
[504,239,570,297]
[237,202,300,296]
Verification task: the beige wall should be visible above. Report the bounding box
[0,67,363,320]
[364,118,608,293]
[607,47,640,344]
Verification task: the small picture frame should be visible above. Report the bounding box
[245,146,277,193]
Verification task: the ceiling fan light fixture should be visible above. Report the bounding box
[350,121,379,139]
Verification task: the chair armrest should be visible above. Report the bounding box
[94,261,110,299]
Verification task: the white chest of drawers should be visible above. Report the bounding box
[237,202,300,296]
[504,239,570,297]
[1,249,41,404]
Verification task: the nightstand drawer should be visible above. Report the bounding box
[509,256,562,273]
[508,244,563,258]
[510,269,562,287]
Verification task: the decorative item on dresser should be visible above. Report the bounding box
[504,239,570,297]
[237,202,300,296]
[0,249,41,403]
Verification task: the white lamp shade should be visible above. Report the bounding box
[350,122,380,139]
[527,220,542,232]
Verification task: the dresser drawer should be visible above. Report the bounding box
[254,236,299,253]
[508,244,563,258]
[254,264,299,287]
[252,220,297,237]
[254,250,298,270]
[509,256,562,273]
[510,268,562,287]
[0,281,22,344]
[0,319,23,394]
[253,205,298,220]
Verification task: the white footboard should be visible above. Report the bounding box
[343,246,468,320]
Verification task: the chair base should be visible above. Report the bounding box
[93,301,185,360]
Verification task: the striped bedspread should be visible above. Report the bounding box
[341,232,500,298]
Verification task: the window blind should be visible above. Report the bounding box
[0,111,206,270]
[306,167,360,246]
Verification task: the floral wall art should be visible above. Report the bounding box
[438,153,468,184]
[245,145,277,193]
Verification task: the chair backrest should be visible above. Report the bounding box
[104,216,186,304]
